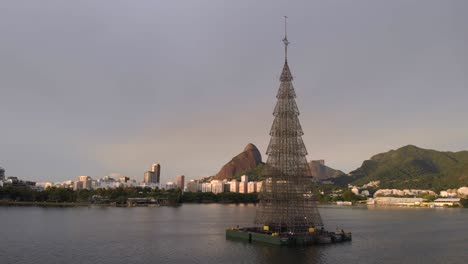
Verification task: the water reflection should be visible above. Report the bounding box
[0,204,466,264]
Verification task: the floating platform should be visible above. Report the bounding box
[226,227,351,246]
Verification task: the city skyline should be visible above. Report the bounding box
[1,1,468,183]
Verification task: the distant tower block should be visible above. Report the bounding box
[255,18,323,234]
[151,163,161,183]
[0,167,5,181]
[144,171,155,183]
[177,175,185,190]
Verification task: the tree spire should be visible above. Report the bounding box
[282,16,289,62]
[280,16,293,82]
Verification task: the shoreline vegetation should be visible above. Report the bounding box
[0,186,258,207]
[1,186,467,208]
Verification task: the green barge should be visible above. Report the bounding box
[226,227,351,246]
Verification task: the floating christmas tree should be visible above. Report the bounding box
[254,17,323,235]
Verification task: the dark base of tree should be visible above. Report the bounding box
[226,227,352,246]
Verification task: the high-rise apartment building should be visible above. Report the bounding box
[177,175,185,190]
[119,176,130,183]
[247,181,256,193]
[239,181,247,193]
[0,167,5,181]
[241,175,248,183]
[144,163,160,184]
[75,176,92,190]
[186,180,200,192]
[211,180,224,194]
[151,163,161,183]
[201,182,212,193]
[255,181,263,193]
[144,171,155,183]
[230,179,239,193]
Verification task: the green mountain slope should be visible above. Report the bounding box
[346,145,468,190]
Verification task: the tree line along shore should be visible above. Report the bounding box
[0,186,258,206]
[1,186,467,207]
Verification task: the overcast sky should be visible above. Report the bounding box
[1,0,467,183]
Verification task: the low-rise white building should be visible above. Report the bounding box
[374,189,435,197]
[371,197,424,206]
[433,198,461,207]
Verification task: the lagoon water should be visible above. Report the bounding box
[0,204,467,264]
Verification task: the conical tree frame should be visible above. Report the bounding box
[254,60,323,235]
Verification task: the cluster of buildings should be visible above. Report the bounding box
[186,175,263,194]
[372,189,436,197]
[367,197,463,207]
[3,163,468,206]
[336,183,468,207]
[362,186,468,207]
[439,187,468,198]
[141,163,161,189]
[0,163,187,192]
[1,166,37,188]
[369,187,468,198]
[348,180,468,200]
[36,175,139,191]
[0,176,36,188]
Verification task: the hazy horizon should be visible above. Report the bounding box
[1,1,468,183]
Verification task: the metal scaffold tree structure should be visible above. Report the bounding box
[254,17,323,235]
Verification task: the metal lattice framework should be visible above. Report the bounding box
[254,21,323,234]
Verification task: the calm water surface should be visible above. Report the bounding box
[0,204,467,264]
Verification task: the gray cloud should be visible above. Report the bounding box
[1,0,467,183]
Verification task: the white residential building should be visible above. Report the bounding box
[224,182,231,192]
[256,182,263,193]
[247,182,256,193]
[186,180,200,192]
[458,187,468,197]
[433,198,461,207]
[360,190,370,196]
[201,182,212,193]
[374,189,436,197]
[211,180,224,194]
[230,180,239,193]
[139,182,161,189]
[166,182,177,190]
[239,181,247,193]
